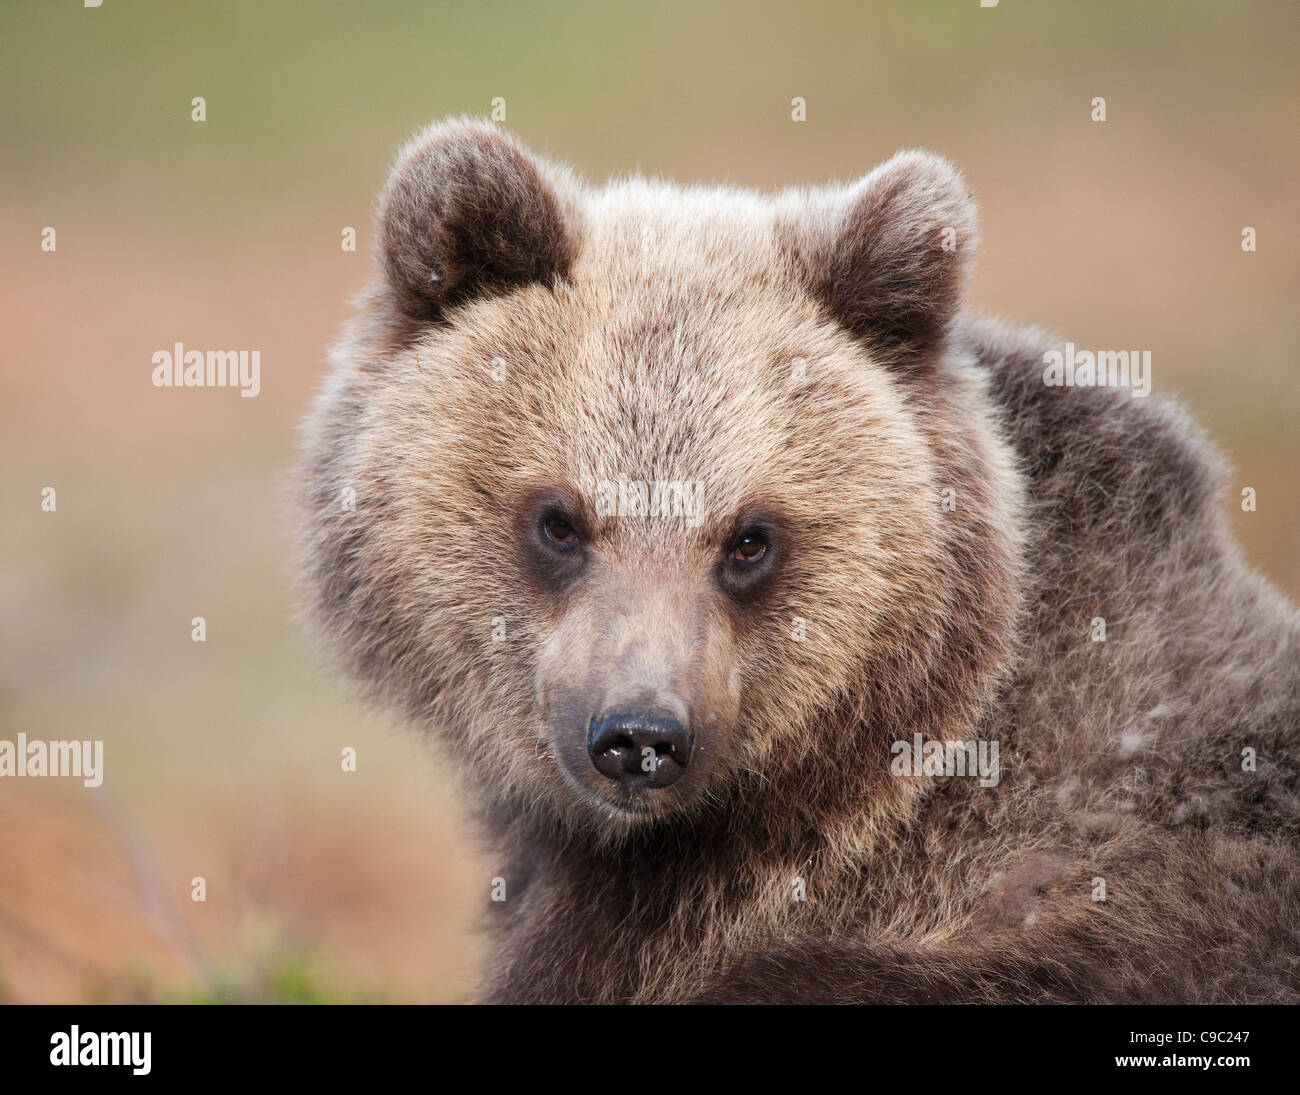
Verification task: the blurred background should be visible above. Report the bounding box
[1,0,1296,1002]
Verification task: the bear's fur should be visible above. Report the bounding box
[299,119,1300,1003]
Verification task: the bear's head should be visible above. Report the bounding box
[300,120,1024,840]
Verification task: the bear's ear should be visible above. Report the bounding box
[781,151,978,373]
[376,119,583,336]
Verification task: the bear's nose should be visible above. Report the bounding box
[587,712,694,788]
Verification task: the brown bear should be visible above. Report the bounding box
[298,118,1300,1003]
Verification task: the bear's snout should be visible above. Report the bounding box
[587,711,694,789]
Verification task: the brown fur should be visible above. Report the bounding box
[298,119,1300,1003]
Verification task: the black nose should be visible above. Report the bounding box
[588,712,694,788]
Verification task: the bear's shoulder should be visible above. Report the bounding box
[956,314,1223,548]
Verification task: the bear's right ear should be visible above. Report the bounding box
[376,119,583,338]
[780,150,978,375]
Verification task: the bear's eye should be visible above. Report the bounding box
[732,532,767,564]
[715,515,781,603]
[542,513,579,547]
[520,493,589,594]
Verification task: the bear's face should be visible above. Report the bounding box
[301,122,1018,836]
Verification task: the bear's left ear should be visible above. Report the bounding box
[779,151,978,373]
[375,119,585,343]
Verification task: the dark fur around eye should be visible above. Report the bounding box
[518,490,589,594]
[717,517,783,602]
